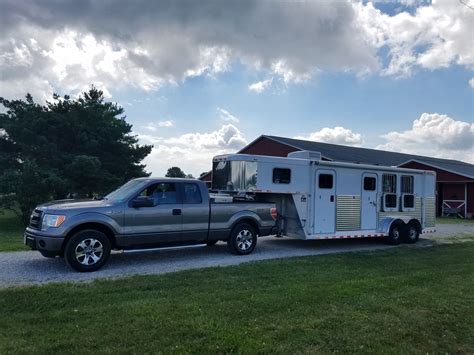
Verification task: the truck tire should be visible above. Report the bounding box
[385,221,403,245]
[227,223,257,255]
[403,222,420,244]
[65,229,111,272]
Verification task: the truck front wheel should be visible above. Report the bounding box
[65,230,111,272]
[227,223,257,255]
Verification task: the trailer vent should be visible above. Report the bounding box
[287,150,321,161]
[336,195,361,231]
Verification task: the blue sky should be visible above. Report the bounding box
[1,0,473,176]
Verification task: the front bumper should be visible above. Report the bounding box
[24,230,64,254]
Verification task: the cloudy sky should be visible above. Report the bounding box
[0,0,473,176]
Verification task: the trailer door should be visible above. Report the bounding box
[314,170,336,234]
[361,173,377,230]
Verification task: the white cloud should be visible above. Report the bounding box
[354,0,474,77]
[295,127,363,146]
[142,120,174,132]
[469,78,474,88]
[377,113,474,162]
[248,78,273,93]
[138,124,247,176]
[0,1,472,99]
[217,107,239,123]
[158,120,174,127]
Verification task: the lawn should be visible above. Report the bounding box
[0,210,27,252]
[437,217,474,224]
[0,243,473,354]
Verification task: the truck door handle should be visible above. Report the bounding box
[172,209,182,216]
[330,195,334,202]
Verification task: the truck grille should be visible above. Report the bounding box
[29,209,43,230]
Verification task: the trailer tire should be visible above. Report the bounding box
[65,229,111,272]
[227,223,257,255]
[386,221,403,245]
[403,222,420,244]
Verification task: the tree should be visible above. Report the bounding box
[165,167,186,178]
[0,87,152,224]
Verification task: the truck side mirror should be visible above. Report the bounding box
[132,196,154,208]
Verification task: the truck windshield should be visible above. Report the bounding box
[104,180,149,202]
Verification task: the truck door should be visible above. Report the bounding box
[314,170,336,234]
[361,173,378,230]
[180,182,209,243]
[125,182,183,244]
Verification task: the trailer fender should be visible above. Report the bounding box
[378,217,410,236]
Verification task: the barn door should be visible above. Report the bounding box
[361,173,378,230]
[314,170,336,234]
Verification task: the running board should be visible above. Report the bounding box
[118,243,207,254]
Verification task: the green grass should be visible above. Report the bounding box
[437,217,474,224]
[1,243,473,354]
[0,210,27,252]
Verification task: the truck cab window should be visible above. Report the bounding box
[318,174,333,189]
[183,183,202,204]
[273,168,291,184]
[140,183,177,205]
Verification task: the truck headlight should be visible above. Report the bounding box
[42,214,66,230]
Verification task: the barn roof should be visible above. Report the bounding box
[254,135,474,179]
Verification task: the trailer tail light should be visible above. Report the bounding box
[270,207,278,220]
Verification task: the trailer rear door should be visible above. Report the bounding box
[314,170,336,234]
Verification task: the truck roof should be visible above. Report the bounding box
[132,177,205,184]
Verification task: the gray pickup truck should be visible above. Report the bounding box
[24,178,277,272]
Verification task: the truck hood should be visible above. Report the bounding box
[39,199,116,211]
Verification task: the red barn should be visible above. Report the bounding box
[201,135,474,218]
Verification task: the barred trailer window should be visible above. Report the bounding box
[382,174,397,193]
[401,176,414,193]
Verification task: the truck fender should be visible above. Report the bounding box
[228,210,263,234]
[62,212,121,237]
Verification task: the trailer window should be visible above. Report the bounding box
[403,194,415,209]
[382,174,397,193]
[363,177,376,191]
[401,175,414,193]
[273,168,291,184]
[384,194,397,208]
[318,174,333,189]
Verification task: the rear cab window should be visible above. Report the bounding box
[183,183,202,204]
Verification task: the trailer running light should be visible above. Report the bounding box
[270,208,278,220]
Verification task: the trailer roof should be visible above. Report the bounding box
[221,154,436,176]
[242,135,474,179]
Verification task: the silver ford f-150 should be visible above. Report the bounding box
[24,178,277,272]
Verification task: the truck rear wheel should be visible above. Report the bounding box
[227,223,257,255]
[65,230,111,272]
[385,221,403,245]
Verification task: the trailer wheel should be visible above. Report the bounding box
[65,229,111,272]
[227,223,257,255]
[403,222,420,244]
[386,221,403,245]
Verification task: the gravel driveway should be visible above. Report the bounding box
[0,223,472,288]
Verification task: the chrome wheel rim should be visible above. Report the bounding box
[236,229,253,251]
[408,227,418,240]
[75,238,104,266]
[392,227,400,239]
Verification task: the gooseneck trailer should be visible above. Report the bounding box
[212,151,436,244]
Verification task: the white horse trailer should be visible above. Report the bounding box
[211,151,436,244]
